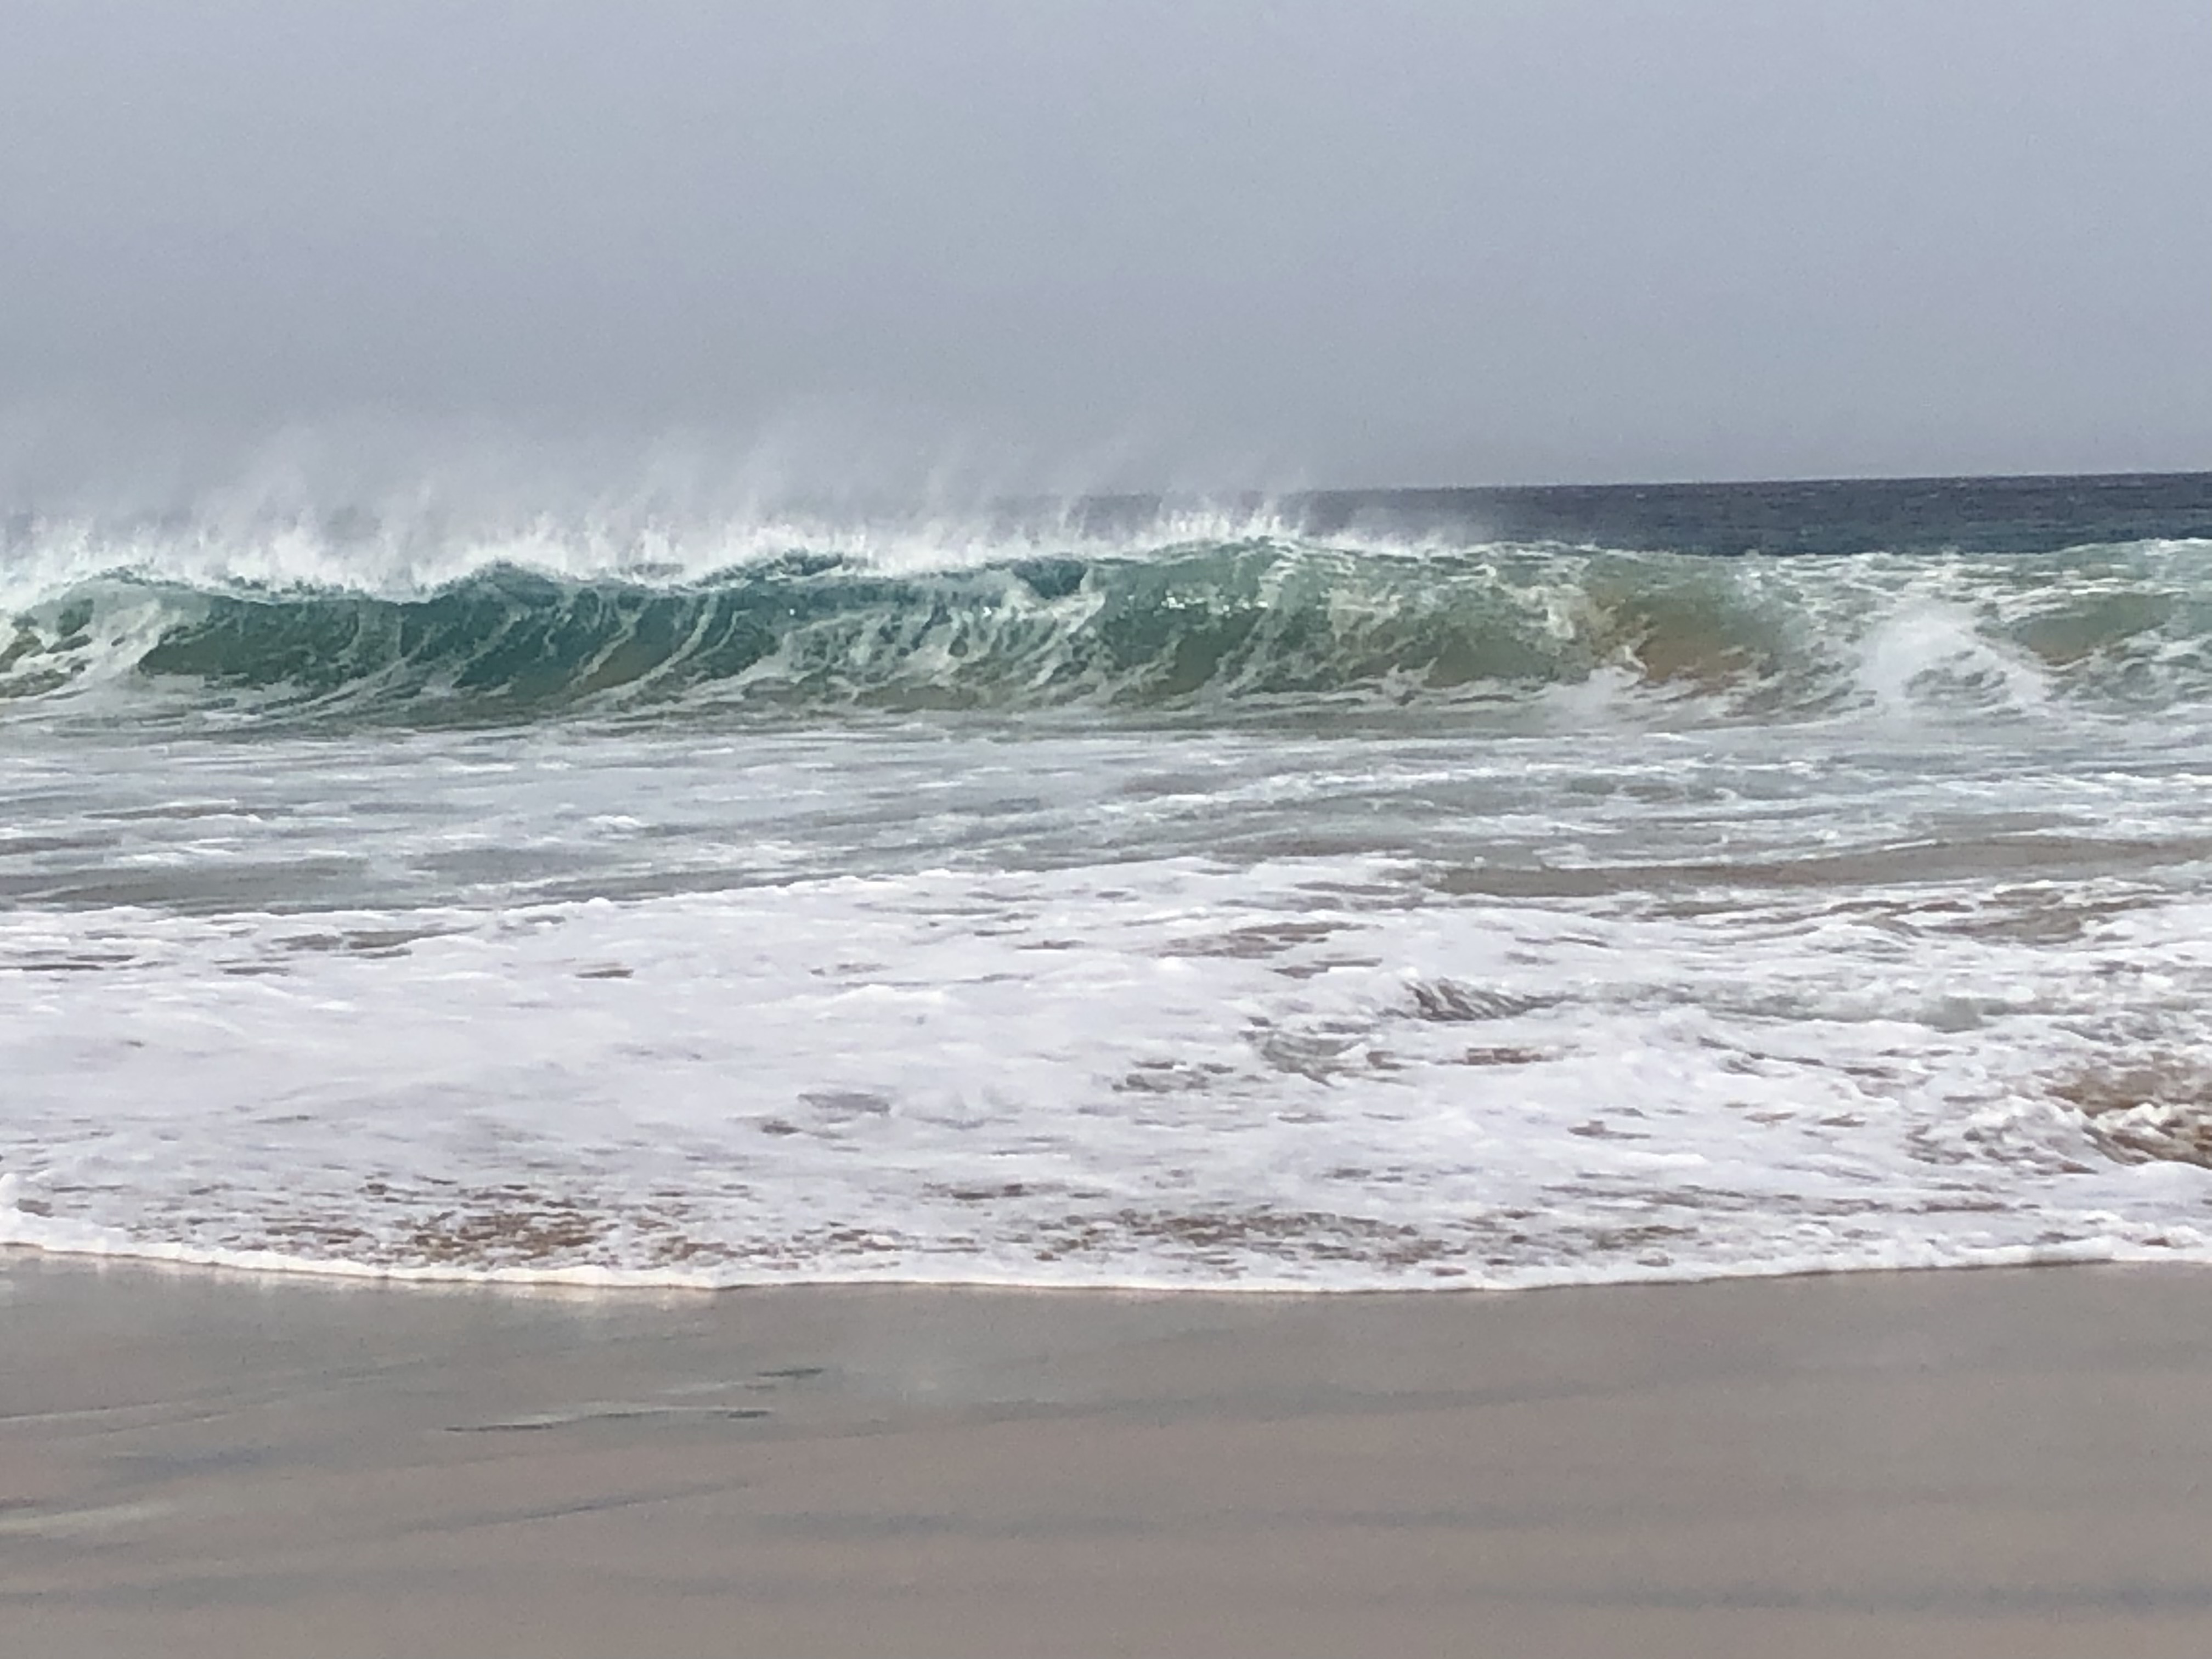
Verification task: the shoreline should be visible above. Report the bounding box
[13,1253,2212,1655]
[0,1223,2176,1295]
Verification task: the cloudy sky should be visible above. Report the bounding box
[3,0,2208,492]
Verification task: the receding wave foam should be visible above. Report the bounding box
[8,526,2212,720]
[9,855,2212,1291]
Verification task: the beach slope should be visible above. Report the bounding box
[8,1255,2212,1657]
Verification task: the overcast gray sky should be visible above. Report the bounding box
[3,0,2209,492]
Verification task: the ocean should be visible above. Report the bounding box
[7,471,2212,1290]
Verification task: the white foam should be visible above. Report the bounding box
[8,704,2212,1291]
[0,499,1341,610]
[1854,597,2053,718]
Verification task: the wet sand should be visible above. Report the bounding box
[9,1253,2212,1657]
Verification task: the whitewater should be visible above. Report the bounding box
[8,473,2212,1290]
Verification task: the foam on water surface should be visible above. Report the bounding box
[7,712,2212,1289]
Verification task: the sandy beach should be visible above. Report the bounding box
[6,1255,2212,1656]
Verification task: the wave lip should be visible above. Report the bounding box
[8,534,2212,721]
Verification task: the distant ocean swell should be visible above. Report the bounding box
[7,534,2212,719]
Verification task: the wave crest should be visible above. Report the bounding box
[7,534,2212,721]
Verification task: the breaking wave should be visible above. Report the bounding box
[6,516,2212,721]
